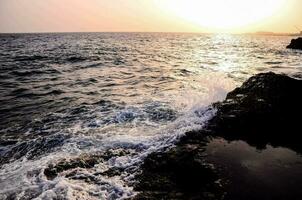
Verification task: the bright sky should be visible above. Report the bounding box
[0,0,301,33]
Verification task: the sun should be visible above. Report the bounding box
[156,0,285,31]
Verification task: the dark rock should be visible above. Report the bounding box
[97,167,123,177]
[44,149,130,180]
[134,72,302,199]
[66,170,99,184]
[134,144,226,200]
[44,154,103,180]
[287,37,302,50]
[208,72,302,151]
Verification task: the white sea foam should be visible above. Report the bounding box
[0,104,217,200]
[2,32,302,200]
[0,70,236,200]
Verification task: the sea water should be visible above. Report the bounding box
[0,33,301,199]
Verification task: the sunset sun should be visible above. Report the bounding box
[157,0,286,30]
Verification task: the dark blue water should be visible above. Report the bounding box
[0,33,301,199]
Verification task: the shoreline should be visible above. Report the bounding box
[133,72,302,199]
[1,33,302,199]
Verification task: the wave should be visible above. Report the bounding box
[13,55,48,62]
[0,105,215,199]
[1,32,302,200]
[10,69,61,77]
[8,89,65,98]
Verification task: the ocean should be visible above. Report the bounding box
[0,33,301,199]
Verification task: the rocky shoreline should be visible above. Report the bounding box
[133,72,302,200]
[38,72,302,200]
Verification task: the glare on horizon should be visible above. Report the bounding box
[0,0,301,33]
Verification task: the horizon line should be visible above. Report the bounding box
[0,30,299,35]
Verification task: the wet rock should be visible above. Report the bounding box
[134,144,225,200]
[287,37,302,50]
[66,170,99,184]
[209,72,302,152]
[98,167,123,177]
[134,72,302,199]
[44,154,103,180]
[44,149,130,180]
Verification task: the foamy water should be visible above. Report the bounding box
[0,33,301,199]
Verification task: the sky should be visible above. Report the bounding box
[0,0,301,33]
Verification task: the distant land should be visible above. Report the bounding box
[247,31,302,36]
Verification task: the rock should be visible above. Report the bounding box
[44,149,131,180]
[44,154,103,180]
[133,144,226,200]
[207,72,302,151]
[97,167,123,177]
[134,72,302,199]
[287,37,302,50]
